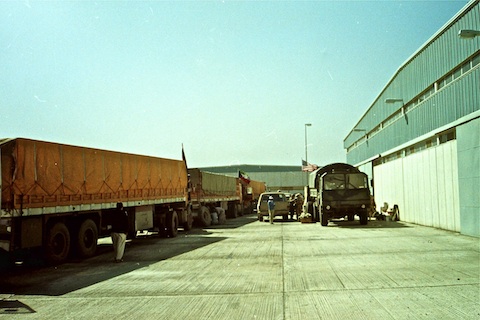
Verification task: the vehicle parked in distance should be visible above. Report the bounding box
[304,163,371,226]
[256,192,290,222]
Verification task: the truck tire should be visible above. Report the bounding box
[359,212,368,225]
[307,203,317,221]
[183,208,193,231]
[76,219,98,258]
[166,211,179,237]
[321,212,328,226]
[46,222,71,264]
[237,204,243,216]
[216,208,227,225]
[198,206,212,227]
[228,203,238,219]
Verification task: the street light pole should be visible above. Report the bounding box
[304,123,312,186]
[304,123,312,164]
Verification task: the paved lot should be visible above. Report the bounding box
[1,215,479,319]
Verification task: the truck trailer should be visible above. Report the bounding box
[0,138,191,264]
[188,169,243,226]
[242,179,267,215]
[303,163,371,226]
[188,169,266,226]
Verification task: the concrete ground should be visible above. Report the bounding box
[1,215,479,319]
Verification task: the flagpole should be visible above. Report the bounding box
[304,123,311,163]
[304,123,312,186]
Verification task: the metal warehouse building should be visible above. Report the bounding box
[344,1,479,237]
[200,165,305,194]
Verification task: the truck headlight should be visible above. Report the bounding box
[361,204,366,209]
[326,205,331,210]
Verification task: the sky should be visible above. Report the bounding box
[0,0,470,168]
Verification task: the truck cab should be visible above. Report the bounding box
[303,163,371,226]
[318,171,370,226]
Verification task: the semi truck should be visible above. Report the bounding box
[303,163,371,226]
[0,138,191,264]
[242,179,267,215]
[188,169,267,226]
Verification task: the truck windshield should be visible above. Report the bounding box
[323,174,345,190]
[346,173,368,189]
[323,173,368,190]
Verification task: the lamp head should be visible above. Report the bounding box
[458,29,480,39]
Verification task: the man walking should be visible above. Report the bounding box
[267,196,275,224]
[111,202,129,262]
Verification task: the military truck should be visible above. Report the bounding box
[304,163,371,226]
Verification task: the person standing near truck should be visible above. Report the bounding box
[294,193,304,220]
[111,202,129,262]
[268,196,275,224]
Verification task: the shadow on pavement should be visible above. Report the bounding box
[0,226,229,296]
[0,214,272,297]
[203,213,260,229]
[333,219,411,229]
[0,299,36,315]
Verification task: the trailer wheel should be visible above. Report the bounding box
[216,208,227,225]
[166,211,179,237]
[183,208,194,231]
[45,222,71,264]
[237,204,243,216]
[228,203,238,219]
[76,219,98,258]
[258,214,263,222]
[198,206,212,227]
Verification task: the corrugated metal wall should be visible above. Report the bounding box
[373,140,460,232]
[457,117,480,237]
[200,167,305,193]
[346,1,478,236]
[345,1,479,165]
[348,68,479,164]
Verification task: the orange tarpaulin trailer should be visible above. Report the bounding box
[247,180,267,200]
[0,138,190,263]
[1,138,188,213]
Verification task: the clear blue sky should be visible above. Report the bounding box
[0,0,469,168]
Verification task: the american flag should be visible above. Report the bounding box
[302,160,318,172]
